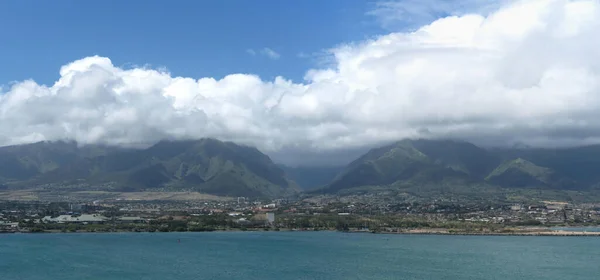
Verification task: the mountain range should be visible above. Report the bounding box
[0,139,299,198]
[317,139,600,200]
[2,138,600,200]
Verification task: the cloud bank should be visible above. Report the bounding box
[2,0,600,164]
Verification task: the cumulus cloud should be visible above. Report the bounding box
[247,47,281,60]
[2,0,600,165]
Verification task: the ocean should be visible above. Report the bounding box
[1,231,599,279]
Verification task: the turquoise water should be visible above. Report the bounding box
[1,232,599,279]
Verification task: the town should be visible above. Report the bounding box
[2,195,600,235]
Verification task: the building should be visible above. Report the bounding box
[266,212,275,224]
[510,204,523,211]
[545,203,567,210]
[42,214,108,224]
[0,221,19,232]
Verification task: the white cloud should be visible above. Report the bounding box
[247,48,281,60]
[2,0,600,165]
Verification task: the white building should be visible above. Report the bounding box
[42,214,108,224]
[266,212,275,224]
[510,204,523,211]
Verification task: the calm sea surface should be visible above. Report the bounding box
[1,231,599,279]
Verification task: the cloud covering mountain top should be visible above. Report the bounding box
[1,0,600,165]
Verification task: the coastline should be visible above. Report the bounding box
[4,227,600,236]
[348,228,600,236]
[0,228,324,234]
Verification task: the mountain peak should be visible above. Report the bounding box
[0,139,298,198]
[484,158,572,189]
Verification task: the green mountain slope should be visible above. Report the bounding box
[411,139,501,178]
[0,139,299,198]
[0,141,80,180]
[491,145,600,186]
[322,140,475,194]
[485,158,576,189]
[319,139,592,196]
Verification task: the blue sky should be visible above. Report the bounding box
[3,0,598,164]
[0,0,388,85]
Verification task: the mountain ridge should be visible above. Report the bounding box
[0,139,299,198]
[4,138,600,201]
[318,139,598,198]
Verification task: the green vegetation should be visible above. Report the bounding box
[485,158,575,189]
[0,139,299,198]
[6,138,600,203]
[487,158,551,180]
[316,139,600,202]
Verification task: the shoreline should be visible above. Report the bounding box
[0,228,324,234]
[348,228,600,236]
[4,227,600,236]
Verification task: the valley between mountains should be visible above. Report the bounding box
[2,138,600,202]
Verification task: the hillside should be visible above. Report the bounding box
[323,140,477,194]
[485,158,577,189]
[0,139,299,198]
[318,139,595,199]
[491,145,600,186]
[410,139,501,178]
[5,138,600,201]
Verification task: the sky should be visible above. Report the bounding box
[0,0,381,84]
[1,0,600,166]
